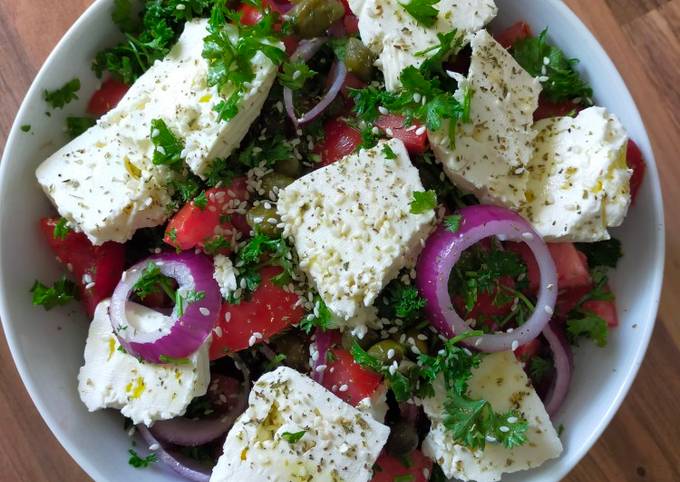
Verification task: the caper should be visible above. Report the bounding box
[275,157,301,178]
[246,205,282,237]
[367,340,405,364]
[341,329,380,352]
[271,332,309,371]
[385,421,419,456]
[344,38,375,82]
[289,0,345,38]
[261,172,295,197]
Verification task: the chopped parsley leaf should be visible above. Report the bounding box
[193,191,208,210]
[444,214,462,233]
[382,143,397,160]
[132,262,176,300]
[150,119,184,169]
[30,277,79,310]
[265,353,287,370]
[528,356,552,382]
[281,431,306,443]
[128,448,157,468]
[112,0,135,33]
[159,354,191,365]
[53,218,71,239]
[20,124,31,133]
[203,235,233,255]
[205,157,239,188]
[167,227,178,243]
[382,280,426,322]
[410,190,437,214]
[512,29,593,103]
[66,116,96,138]
[566,313,608,347]
[299,296,333,334]
[400,0,440,27]
[43,78,80,109]
[237,134,293,169]
[278,61,317,90]
[416,30,465,76]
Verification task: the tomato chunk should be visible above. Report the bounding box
[514,338,542,362]
[319,118,362,166]
[583,284,619,327]
[495,21,533,49]
[87,78,129,117]
[209,267,304,358]
[534,95,582,122]
[627,139,646,204]
[375,115,428,155]
[39,218,125,317]
[164,179,250,254]
[371,450,433,482]
[549,243,592,291]
[321,348,382,406]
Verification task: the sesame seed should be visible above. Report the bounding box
[499,426,510,433]
[378,106,389,115]
[199,307,210,316]
[507,416,519,424]
[315,364,327,373]
[415,126,426,136]
[339,384,349,392]
[522,232,534,241]
[511,340,519,351]
[385,128,394,137]
[485,435,497,443]
[545,305,554,315]
[387,349,395,360]
[149,443,160,451]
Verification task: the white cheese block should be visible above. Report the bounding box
[520,106,631,242]
[348,0,497,91]
[36,19,279,244]
[421,351,563,482]
[429,29,542,208]
[210,366,390,482]
[357,384,389,423]
[277,139,435,320]
[77,299,210,426]
[213,254,238,299]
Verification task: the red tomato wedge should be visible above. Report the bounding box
[627,139,646,204]
[376,115,428,155]
[209,267,304,359]
[583,284,619,327]
[319,118,362,166]
[514,338,543,362]
[495,21,533,49]
[321,348,382,406]
[87,78,129,117]
[371,450,433,482]
[164,179,250,254]
[39,218,125,317]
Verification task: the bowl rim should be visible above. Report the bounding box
[0,0,666,481]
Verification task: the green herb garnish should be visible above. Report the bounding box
[128,448,158,468]
[150,118,184,169]
[400,0,440,27]
[44,78,80,109]
[281,431,306,443]
[53,218,71,239]
[278,61,317,90]
[30,277,79,310]
[66,116,96,138]
[410,190,437,214]
[444,214,462,233]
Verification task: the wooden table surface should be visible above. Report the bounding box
[1,0,679,480]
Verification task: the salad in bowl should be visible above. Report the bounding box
[22,0,650,481]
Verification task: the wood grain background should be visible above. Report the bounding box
[0,0,678,480]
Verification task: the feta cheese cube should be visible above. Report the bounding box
[429,29,542,208]
[349,0,497,91]
[421,352,562,482]
[520,106,631,242]
[77,299,210,426]
[357,384,389,423]
[210,366,390,482]
[213,254,238,299]
[36,19,279,244]
[277,139,435,320]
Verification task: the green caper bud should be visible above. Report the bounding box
[275,157,301,178]
[246,205,282,237]
[344,38,375,82]
[385,421,419,456]
[341,329,380,352]
[271,332,309,372]
[261,173,295,197]
[289,0,345,38]
[367,340,405,364]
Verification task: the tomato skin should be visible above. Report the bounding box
[375,115,429,155]
[39,218,125,317]
[534,95,582,122]
[238,4,262,25]
[549,243,592,291]
[209,267,304,359]
[321,348,382,406]
[87,79,129,117]
[319,118,362,166]
[371,450,433,482]
[495,21,533,49]
[164,179,250,254]
[514,338,542,362]
[627,140,646,204]
[582,283,619,327]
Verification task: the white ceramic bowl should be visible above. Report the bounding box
[0,0,665,481]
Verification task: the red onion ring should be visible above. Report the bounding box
[137,425,211,482]
[542,322,573,416]
[110,252,221,363]
[283,39,347,126]
[311,328,334,384]
[149,376,248,447]
[416,205,558,352]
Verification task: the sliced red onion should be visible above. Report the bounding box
[417,205,558,353]
[110,252,221,363]
[542,322,573,416]
[311,328,334,384]
[137,425,211,482]
[283,39,347,126]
